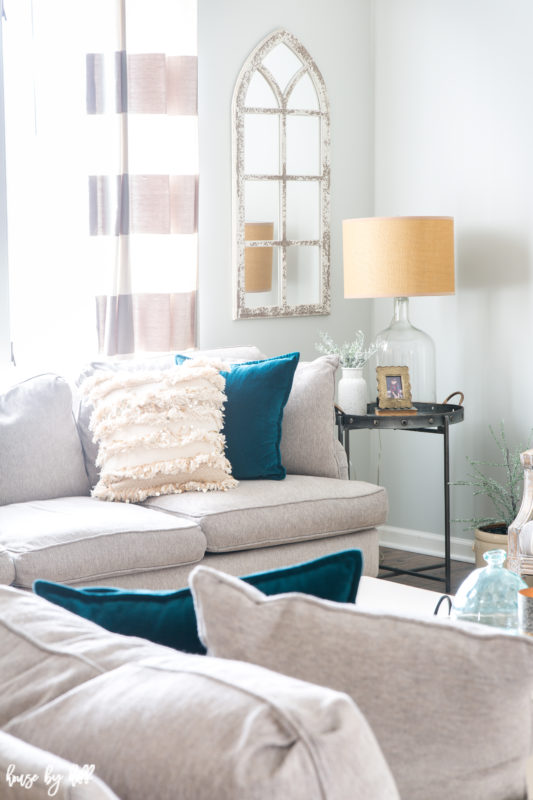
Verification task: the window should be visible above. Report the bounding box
[1,0,198,372]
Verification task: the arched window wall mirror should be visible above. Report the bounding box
[232,29,331,319]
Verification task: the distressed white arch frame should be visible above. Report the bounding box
[232,29,331,319]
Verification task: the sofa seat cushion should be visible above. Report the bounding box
[145,475,387,553]
[0,497,205,587]
[0,586,399,800]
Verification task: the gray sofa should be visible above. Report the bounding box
[0,346,387,590]
[3,573,533,800]
[0,583,400,800]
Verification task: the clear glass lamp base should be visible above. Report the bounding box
[375,297,436,403]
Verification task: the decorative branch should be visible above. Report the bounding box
[315,330,377,369]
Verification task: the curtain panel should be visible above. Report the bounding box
[87,0,198,356]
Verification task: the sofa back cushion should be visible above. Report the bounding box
[0,374,90,506]
[0,585,165,728]
[281,355,346,479]
[0,585,399,800]
[190,566,533,800]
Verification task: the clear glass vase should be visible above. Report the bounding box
[376,296,436,402]
[451,549,527,631]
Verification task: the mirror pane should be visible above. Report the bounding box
[245,181,280,239]
[286,116,320,175]
[244,245,280,307]
[286,246,320,306]
[286,181,319,241]
[245,71,278,109]
[287,73,318,110]
[262,43,302,93]
[244,113,280,175]
[233,30,330,319]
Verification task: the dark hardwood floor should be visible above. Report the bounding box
[378,547,474,594]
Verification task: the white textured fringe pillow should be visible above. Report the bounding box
[81,361,237,502]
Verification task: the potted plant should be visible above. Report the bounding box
[453,422,533,567]
[315,331,377,415]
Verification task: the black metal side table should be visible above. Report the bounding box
[336,401,464,593]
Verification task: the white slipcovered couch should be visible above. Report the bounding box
[0,346,387,590]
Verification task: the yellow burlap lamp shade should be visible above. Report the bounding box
[244,222,274,293]
[342,216,455,402]
[343,216,455,298]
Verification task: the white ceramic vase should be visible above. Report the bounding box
[337,367,367,415]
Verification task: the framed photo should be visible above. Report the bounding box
[376,366,413,410]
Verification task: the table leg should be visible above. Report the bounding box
[444,416,451,593]
[344,428,351,479]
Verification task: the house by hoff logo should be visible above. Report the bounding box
[5,762,96,796]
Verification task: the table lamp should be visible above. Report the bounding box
[342,216,455,402]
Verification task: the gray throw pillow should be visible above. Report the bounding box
[190,565,533,800]
[280,355,346,479]
[0,374,90,505]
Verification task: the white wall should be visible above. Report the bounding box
[197,0,374,363]
[373,0,533,547]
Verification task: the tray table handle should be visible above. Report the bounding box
[442,391,464,406]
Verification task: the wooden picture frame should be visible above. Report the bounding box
[376,366,413,410]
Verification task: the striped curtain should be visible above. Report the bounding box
[86,0,198,356]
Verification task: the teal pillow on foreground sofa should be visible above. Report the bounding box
[33,549,363,655]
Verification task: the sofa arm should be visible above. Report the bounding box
[0,731,118,799]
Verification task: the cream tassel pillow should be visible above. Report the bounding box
[81,360,237,502]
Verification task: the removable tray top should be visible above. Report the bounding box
[337,402,464,430]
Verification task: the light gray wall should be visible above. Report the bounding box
[197,0,374,363]
[373,0,533,541]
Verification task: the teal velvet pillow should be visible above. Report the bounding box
[175,351,299,480]
[33,549,363,655]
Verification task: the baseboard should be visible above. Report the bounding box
[378,524,475,564]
